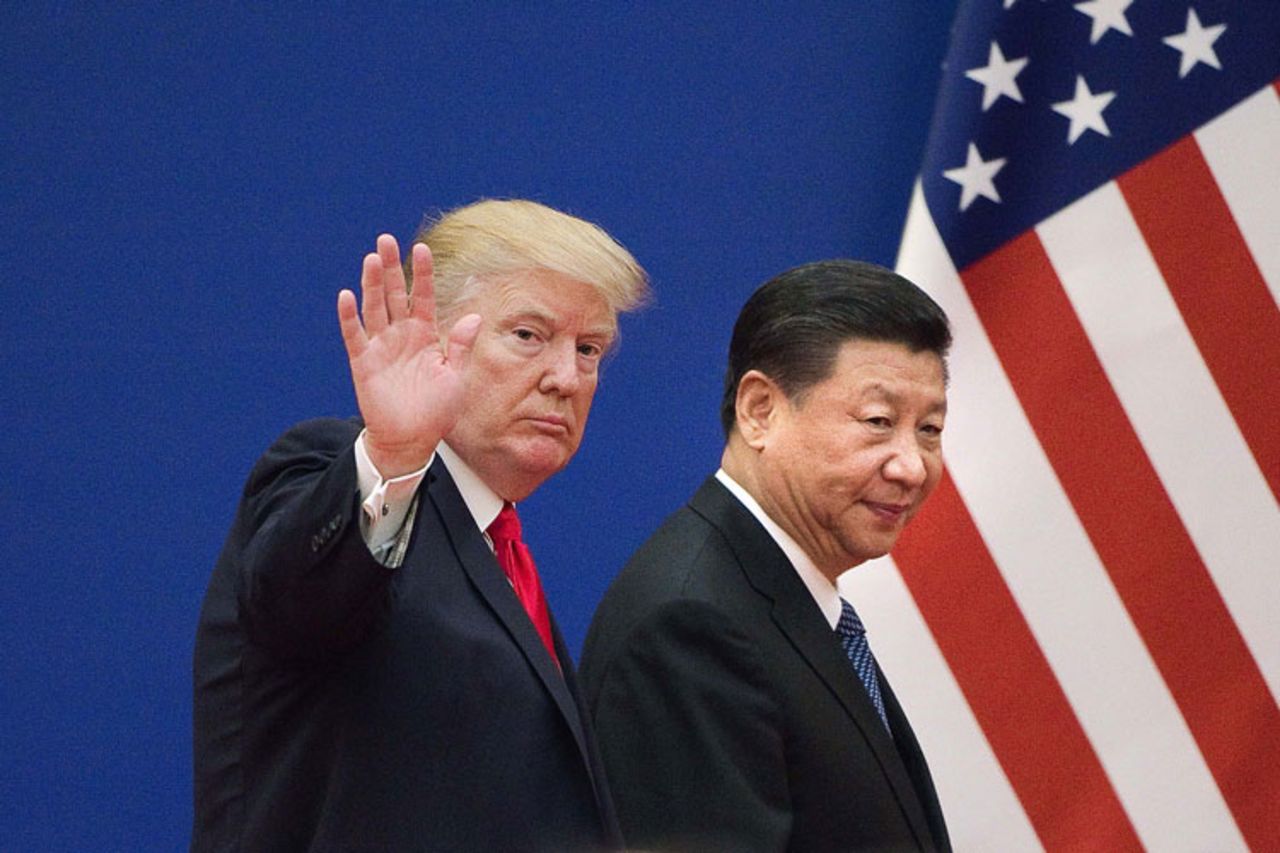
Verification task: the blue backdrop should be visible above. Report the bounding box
[1,4,957,848]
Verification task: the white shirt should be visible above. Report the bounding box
[714,468,844,630]
[353,430,502,567]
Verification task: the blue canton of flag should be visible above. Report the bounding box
[921,0,1280,268]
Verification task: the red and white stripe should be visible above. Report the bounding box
[842,81,1280,852]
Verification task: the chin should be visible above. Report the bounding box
[512,446,573,481]
[844,539,895,565]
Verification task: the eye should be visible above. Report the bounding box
[577,342,603,359]
[865,416,892,428]
[513,327,538,342]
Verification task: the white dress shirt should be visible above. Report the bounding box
[353,430,502,567]
[714,468,844,630]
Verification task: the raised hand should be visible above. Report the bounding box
[337,235,482,477]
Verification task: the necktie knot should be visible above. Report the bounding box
[487,502,523,542]
[836,600,867,639]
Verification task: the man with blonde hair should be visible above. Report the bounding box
[193,199,648,851]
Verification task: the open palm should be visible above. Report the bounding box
[337,235,481,477]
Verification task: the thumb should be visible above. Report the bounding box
[446,313,482,366]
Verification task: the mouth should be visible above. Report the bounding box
[865,501,911,523]
[526,414,571,435]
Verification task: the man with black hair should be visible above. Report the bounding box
[580,260,952,852]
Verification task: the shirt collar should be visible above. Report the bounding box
[714,469,844,630]
[438,442,505,536]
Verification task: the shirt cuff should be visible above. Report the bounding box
[354,429,433,557]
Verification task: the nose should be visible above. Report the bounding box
[538,341,581,397]
[881,435,929,489]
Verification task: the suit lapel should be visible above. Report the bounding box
[882,675,951,851]
[689,477,938,850]
[422,460,592,764]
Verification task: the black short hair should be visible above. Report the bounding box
[720,260,951,438]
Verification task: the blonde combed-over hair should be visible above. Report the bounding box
[412,199,649,326]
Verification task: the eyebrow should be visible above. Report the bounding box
[502,305,617,342]
[862,382,948,414]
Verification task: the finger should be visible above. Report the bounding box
[409,242,439,332]
[337,289,368,360]
[360,251,389,336]
[446,313,483,366]
[378,234,410,323]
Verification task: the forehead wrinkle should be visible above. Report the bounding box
[481,269,619,339]
[497,296,618,342]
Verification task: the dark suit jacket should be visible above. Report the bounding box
[193,417,620,852]
[579,477,950,852]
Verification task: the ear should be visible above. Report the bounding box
[734,370,785,450]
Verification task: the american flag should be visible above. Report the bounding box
[840,1,1280,849]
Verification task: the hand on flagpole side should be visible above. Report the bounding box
[337,235,482,478]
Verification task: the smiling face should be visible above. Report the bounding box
[444,269,615,501]
[743,339,947,578]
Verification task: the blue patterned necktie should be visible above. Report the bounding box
[836,598,891,733]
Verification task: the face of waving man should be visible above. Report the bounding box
[445,269,616,501]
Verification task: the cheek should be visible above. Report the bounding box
[574,378,599,415]
[461,375,526,438]
[923,448,945,482]
[461,374,501,414]
[471,352,532,399]
[911,454,945,507]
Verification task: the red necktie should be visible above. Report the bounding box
[487,503,558,665]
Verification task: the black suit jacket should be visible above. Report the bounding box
[579,477,950,852]
[193,417,620,852]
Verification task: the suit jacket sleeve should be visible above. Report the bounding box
[589,598,792,853]
[234,417,396,661]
